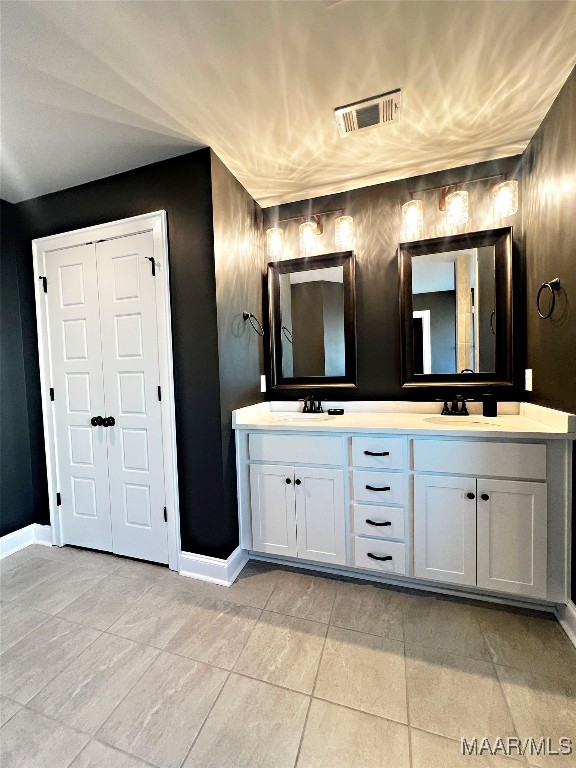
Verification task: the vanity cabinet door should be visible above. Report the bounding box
[250,465,297,557]
[414,475,477,587]
[295,468,345,565]
[476,479,547,598]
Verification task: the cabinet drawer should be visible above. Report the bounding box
[353,504,405,540]
[412,440,546,480]
[352,470,406,505]
[351,437,405,470]
[353,537,406,575]
[249,434,343,465]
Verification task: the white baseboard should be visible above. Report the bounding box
[179,546,249,586]
[0,524,53,558]
[556,600,576,650]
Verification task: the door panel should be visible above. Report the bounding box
[295,468,345,565]
[250,465,297,556]
[477,479,547,598]
[96,233,168,563]
[414,474,477,586]
[46,244,113,551]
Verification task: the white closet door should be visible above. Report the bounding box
[96,233,169,563]
[46,244,113,551]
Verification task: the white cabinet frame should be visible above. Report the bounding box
[32,211,181,570]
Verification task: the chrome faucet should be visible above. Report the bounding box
[302,395,323,414]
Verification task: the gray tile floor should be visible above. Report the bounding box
[1,544,575,768]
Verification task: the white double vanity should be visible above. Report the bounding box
[234,402,574,608]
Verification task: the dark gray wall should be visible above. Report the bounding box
[210,151,265,549]
[413,291,456,374]
[1,201,40,535]
[264,155,524,401]
[521,65,576,599]
[15,149,234,557]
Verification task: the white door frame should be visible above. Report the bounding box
[32,211,181,571]
[412,310,432,374]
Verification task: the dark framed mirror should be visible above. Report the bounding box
[268,251,357,391]
[398,227,513,387]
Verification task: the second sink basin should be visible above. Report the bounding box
[424,416,501,426]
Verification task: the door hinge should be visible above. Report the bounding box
[56,492,61,506]
[163,507,167,523]
[49,387,55,401]
[39,276,47,293]
[157,386,162,401]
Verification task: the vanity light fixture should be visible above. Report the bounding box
[335,215,355,249]
[299,220,319,257]
[401,197,424,240]
[266,227,284,259]
[445,188,469,228]
[492,179,519,218]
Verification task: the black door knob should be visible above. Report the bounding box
[466,492,476,500]
[91,416,104,427]
[104,416,116,427]
[481,493,490,501]
[295,479,301,485]
[285,478,292,484]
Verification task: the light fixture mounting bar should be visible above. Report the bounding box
[408,173,506,198]
[276,207,345,226]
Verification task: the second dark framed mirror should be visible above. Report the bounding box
[268,251,357,391]
[399,227,513,388]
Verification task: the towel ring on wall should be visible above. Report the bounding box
[281,325,293,344]
[242,311,264,337]
[536,278,561,319]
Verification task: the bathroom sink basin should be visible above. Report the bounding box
[275,413,333,423]
[424,416,501,426]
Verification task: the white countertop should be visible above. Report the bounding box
[232,401,576,439]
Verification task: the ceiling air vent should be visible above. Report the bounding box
[334,88,401,137]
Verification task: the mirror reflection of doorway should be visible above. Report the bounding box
[413,310,431,374]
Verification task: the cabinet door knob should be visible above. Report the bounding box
[366,485,391,492]
[481,493,490,501]
[466,492,475,500]
[90,416,104,427]
[364,450,390,457]
[295,479,301,485]
[366,520,392,527]
[367,553,393,562]
[285,478,292,484]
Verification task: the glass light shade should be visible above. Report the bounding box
[334,215,354,250]
[299,220,318,257]
[401,199,424,240]
[266,227,284,259]
[445,190,469,227]
[493,179,518,218]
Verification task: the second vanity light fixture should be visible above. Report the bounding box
[401,175,518,237]
[266,210,354,259]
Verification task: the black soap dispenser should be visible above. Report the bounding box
[482,393,498,417]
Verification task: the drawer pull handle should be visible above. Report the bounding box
[480,493,490,501]
[367,553,393,562]
[366,485,391,492]
[364,450,390,457]
[366,520,392,527]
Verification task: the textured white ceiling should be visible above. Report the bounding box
[1,1,575,205]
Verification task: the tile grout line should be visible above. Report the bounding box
[293,615,330,767]
[55,578,155,632]
[172,601,267,768]
[175,670,232,768]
